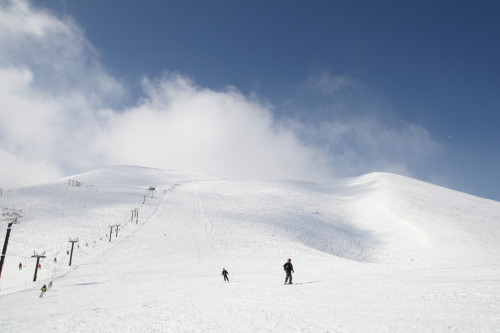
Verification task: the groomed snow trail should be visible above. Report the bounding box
[1,167,499,332]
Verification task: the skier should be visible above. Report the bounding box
[48,281,53,290]
[19,262,22,270]
[39,284,47,298]
[222,268,229,282]
[283,258,294,284]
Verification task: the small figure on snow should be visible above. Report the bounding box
[283,258,294,284]
[48,281,53,290]
[19,262,22,270]
[54,257,57,263]
[39,284,47,298]
[222,268,229,282]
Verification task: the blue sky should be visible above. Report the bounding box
[1,0,499,200]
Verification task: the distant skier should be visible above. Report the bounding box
[19,262,22,270]
[283,258,294,284]
[39,284,47,298]
[222,268,229,282]
[48,281,53,290]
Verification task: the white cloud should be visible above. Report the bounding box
[0,1,333,186]
[0,0,441,188]
[0,149,63,188]
[0,0,119,187]
[0,0,123,99]
[94,74,333,181]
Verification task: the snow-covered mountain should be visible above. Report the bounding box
[1,166,499,332]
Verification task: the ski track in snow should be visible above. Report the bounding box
[0,166,500,332]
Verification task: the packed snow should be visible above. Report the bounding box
[0,165,499,332]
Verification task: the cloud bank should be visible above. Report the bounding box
[0,0,439,188]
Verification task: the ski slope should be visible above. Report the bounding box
[1,166,499,332]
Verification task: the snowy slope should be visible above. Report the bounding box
[0,166,499,332]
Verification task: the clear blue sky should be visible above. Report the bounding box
[2,0,500,200]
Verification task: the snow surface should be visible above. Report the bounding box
[0,165,499,332]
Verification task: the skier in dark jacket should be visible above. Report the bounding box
[283,258,294,284]
[222,268,229,282]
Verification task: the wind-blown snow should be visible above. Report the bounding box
[0,166,499,332]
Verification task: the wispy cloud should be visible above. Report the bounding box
[307,70,355,95]
[313,117,440,177]
[0,0,440,188]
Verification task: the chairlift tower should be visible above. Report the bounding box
[68,238,79,266]
[31,251,46,282]
[0,208,23,279]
